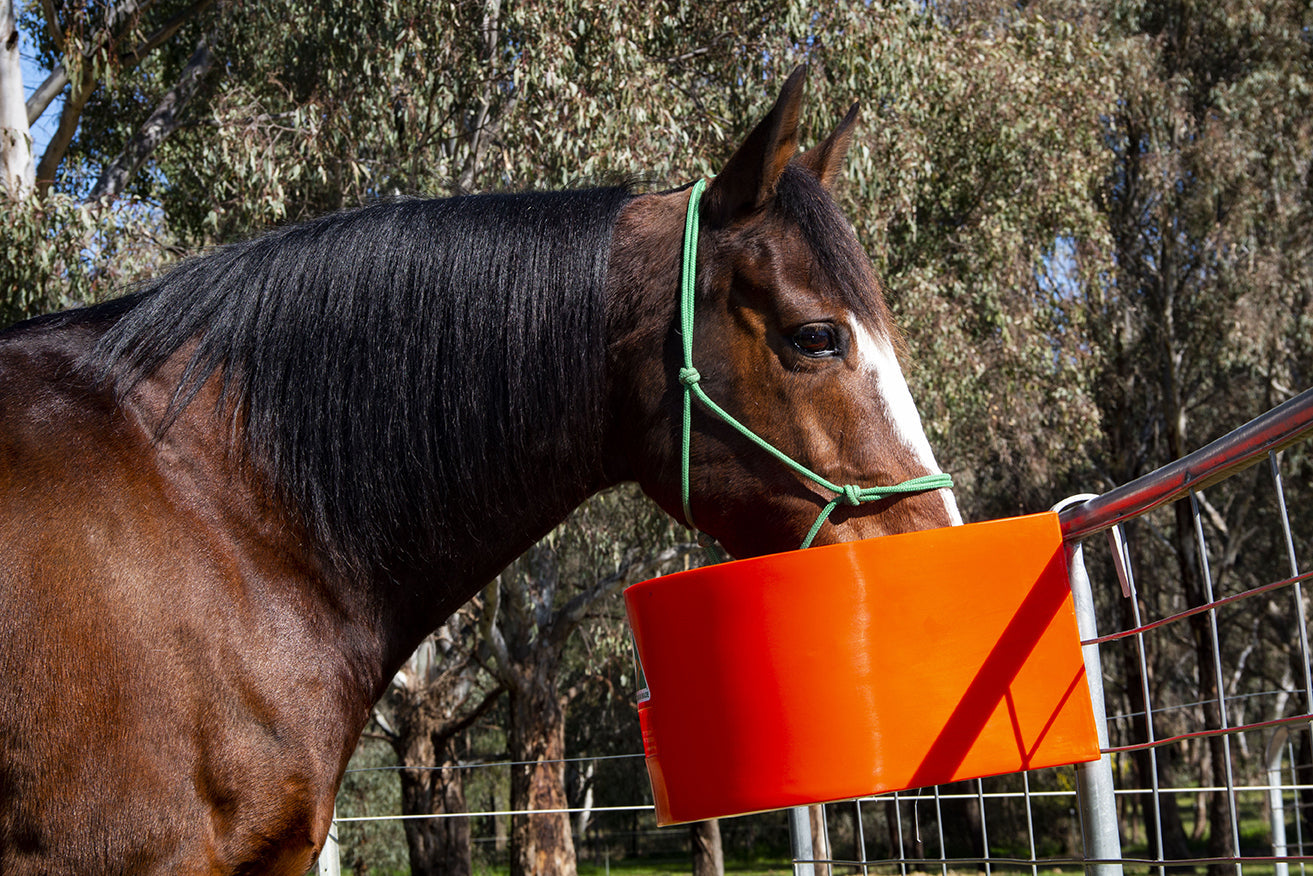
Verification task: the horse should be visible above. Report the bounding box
[0,67,959,874]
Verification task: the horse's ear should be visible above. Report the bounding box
[797,101,861,191]
[702,66,807,227]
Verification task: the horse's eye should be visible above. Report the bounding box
[791,324,840,357]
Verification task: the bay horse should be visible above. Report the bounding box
[0,68,959,874]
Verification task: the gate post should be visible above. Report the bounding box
[317,807,341,876]
[789,805,816,876]
[1267,727,1292,876]
[1065,539,1124,876]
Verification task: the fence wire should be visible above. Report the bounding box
[799,388,1313,876]
[322,391,1313,875]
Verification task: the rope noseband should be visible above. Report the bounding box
[677,178,954,550]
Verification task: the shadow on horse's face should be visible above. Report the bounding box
[607,68,961,558]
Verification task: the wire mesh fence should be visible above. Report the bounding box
[322,391,1313,876]
[320,751,798,873]
[798,389,1313,876]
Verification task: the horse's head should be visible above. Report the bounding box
[607,67,961,558]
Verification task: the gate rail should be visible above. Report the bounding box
[796,387,1313,876]
[1058,389,1313,541]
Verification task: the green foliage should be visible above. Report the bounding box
[1089,0,1313,444]
[9,0,1313,871]
[795,4,1117,517]
[0,190,170,327]
[128,0,815,242]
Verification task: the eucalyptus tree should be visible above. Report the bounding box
[0,0,213,324]
[2,0,216,198]
[789,2,1116,520]
[478,489,695,876]
[1077,2,1313,868]
[131,0,816,240]
[373,603,503,876]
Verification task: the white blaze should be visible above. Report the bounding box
[851,321,964,526]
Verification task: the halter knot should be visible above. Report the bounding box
[678,366,702,387]
[840,484,863,506]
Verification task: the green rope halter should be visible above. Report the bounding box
[677,178,954,550]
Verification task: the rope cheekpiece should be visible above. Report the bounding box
[677,178,955,550]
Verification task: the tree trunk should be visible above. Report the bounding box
[809,804,832,876]
[1297,730,1313,847]
[1117,555,1193,866]
[508,670,575,876]
[398,734,472,876]
[89,35,214,202]
[691,819,724,876]
[939,782,985,867]
[884,798,902,859]
[384,633,499,876]
[0,0,34,197]
[1171,498,1236,876]
[480,538,694,875]
[494,787,508,853]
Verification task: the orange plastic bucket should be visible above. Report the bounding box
[624,512,1100,826]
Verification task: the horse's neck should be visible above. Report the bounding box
[598,191,683,489]
[119,348,608,703]
[361,407,623,684]
[319,425,615,689]
[384,466,611,657]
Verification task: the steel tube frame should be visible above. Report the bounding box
[793,388,1313,875]
[1066,540,1125,876]
[1059,388,1313,541]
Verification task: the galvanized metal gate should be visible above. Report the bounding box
[794,388,1313,876]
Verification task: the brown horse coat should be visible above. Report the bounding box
[0,68,958,873]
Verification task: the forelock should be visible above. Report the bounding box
[771,164,888,326]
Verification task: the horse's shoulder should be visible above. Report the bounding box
[1,313,121,436]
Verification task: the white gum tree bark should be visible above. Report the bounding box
[0,0,34,198]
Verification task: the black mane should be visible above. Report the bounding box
[88,187,635,573]
[772,164,888,324]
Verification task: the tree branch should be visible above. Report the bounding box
[89,33,214,202]
[39,0,63,53]
[34,66,92,194]
[438,682,505,743]
[370,706,399,742]
[476,578,514,685]
[25,0,186,126]
[552,542,700,641]
[119,0,214,68]
[24,67,66,125]
[26,0,150,123]
[456,0,509,191]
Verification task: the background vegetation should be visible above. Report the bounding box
[3,0,1312,873]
